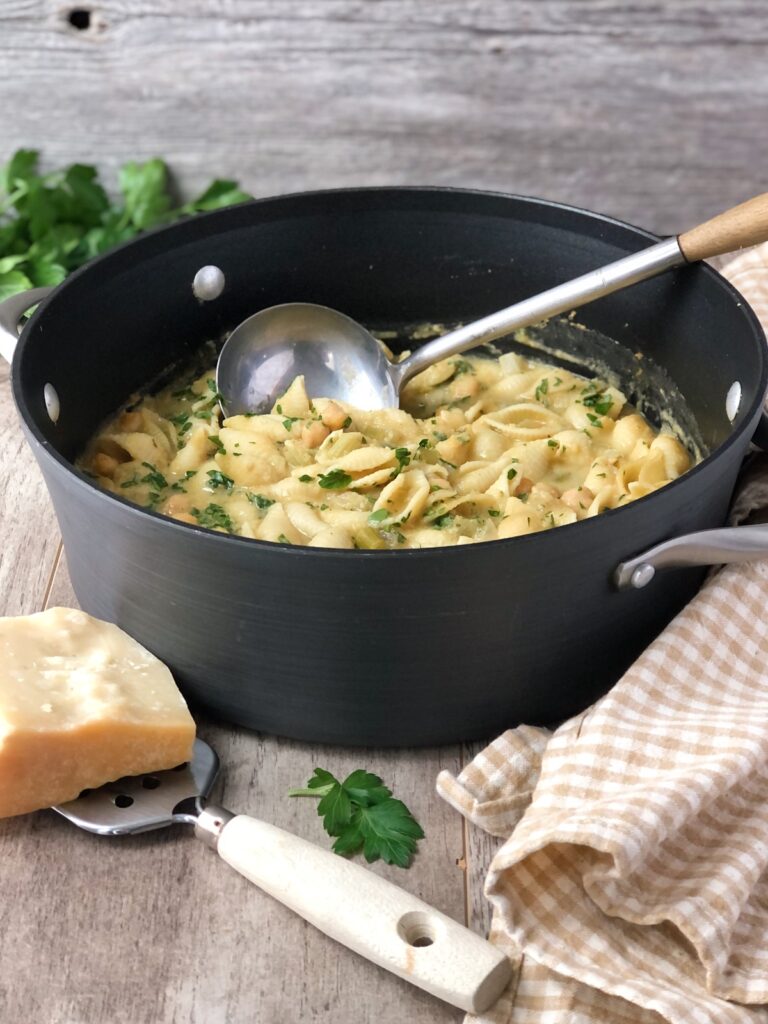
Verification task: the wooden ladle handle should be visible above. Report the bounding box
[679,192,768,262]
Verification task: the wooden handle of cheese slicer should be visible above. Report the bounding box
[678,192,768,262]
[211,814,512,1013]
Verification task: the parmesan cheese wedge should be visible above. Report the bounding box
[0,607,196,818]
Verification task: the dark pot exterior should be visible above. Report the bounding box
[12,188,768,745]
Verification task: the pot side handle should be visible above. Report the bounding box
[0,287,55,364]
[615,524,768,589]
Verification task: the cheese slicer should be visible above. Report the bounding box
[54,738,512,1014]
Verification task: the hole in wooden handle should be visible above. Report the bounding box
[397,910,439,948]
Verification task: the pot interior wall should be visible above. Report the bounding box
[16,189,765,464]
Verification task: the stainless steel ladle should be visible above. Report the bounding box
[216,193,768,416]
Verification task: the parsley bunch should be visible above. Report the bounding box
[0,149,252,301]
[289,768,425,869]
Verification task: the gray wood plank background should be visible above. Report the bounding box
[1,1,767,232]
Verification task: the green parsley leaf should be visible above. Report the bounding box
[450,358,474,377]
[488,509,501,517]
[0,149,252,300]
[140,462,167,491]
[206,469,234,493]
[190,503,233,531]
[507,467,518,479]
[582,391,614,416]
[431,512,455,529]
[368,508,389,525]
[246,492,275,509]
[170,411,192,434]
[298,474,314,483]
[288,768,423,868]
[340,799,426,867]
[118,158,171,230]
[180,179,251,214]
[535,378,549,402]
[208,434,226,454]
[586,412,603,427]
[318,469,353,490]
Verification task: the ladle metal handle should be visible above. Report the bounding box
[0,287,54,364]
[615,524,768,589]
[391,238,686,388]
[393,190,768,389]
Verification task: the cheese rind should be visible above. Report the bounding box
[0,607,196,818]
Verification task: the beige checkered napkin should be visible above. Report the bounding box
[437,243,768,1024]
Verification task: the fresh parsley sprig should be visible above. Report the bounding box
[0,149,252,301]
[288,768,425,869]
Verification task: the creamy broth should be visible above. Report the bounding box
[79,350,692,548]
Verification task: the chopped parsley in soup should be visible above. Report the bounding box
[79,349,692,548]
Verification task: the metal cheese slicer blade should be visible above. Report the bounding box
[53,737,512,1014]
[55,738,219,835]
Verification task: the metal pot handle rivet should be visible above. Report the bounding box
[726,381,742,422]
[44,383,61,424]
[193,265,225,302]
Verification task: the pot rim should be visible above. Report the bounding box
[13,185,768,560]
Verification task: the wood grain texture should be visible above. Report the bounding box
[1,1,768,232]
[462,742,506,941]
[0,362,61,618]
[679,191,768,261]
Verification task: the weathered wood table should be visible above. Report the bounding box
[0,358,504,1022]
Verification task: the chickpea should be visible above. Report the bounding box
[435,434,470,466]
[301,420,330,449]
[163,494,190,516]
[452,376,480,401]
[91,452,119,478]
[321,402,348,431]
[532,482,560,499]
[561,486,594,512]
[172,512,198,525]
[118,409,142,432]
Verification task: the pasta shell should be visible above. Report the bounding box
[284,501,326,538]
[256,503,304,544]
[478,402,563,440]
[372,469,430,524]
[223,414,297,442]
[308,526,354,549]
[650,434,690,478]
[101,431,168,467]
[315,431,367,464]
[272,375,311,418]
[215,431,287,486]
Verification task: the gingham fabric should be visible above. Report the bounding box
[437,243,768,1024]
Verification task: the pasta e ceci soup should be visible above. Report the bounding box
[79,348,693,549]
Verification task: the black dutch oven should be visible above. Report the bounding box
[2,188,767,746]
